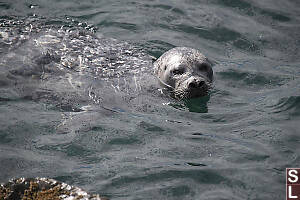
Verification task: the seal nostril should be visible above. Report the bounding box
[189,80,205,89]
[189,82,196,88]
[198,81,205,87]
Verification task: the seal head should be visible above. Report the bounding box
[154,47,213,99]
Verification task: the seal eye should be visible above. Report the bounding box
[172,68,185,75]
[198,63,209,71]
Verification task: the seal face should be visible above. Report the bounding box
[154,47,213,99]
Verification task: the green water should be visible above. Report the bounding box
[0,0,300,199]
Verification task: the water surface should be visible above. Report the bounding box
[0,0,300,199]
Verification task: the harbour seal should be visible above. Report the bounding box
[0,16,213,107]
[154,47,213,99]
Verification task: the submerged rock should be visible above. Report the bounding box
[0,177,106,200]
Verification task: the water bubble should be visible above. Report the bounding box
[29,4,39,9]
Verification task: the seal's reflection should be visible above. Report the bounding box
[168,95,210,113]
[184,95,210,113]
